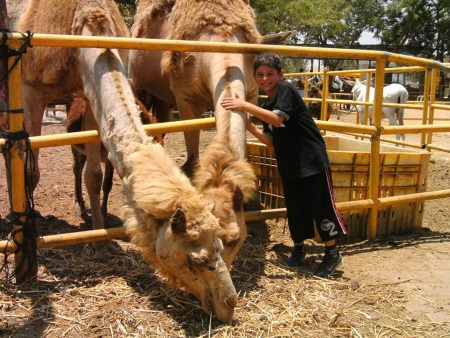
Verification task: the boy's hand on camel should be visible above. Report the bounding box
[221,93,247,111]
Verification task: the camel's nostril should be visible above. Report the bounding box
[225,294,238,309]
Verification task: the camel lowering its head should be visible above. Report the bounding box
[192,112,256,268]
[66,93,163,261]
[15,0,238,322]
[129,0,262,175]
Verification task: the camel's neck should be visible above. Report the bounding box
[78,42,199,218]
[79,46,149,178]
[205,53,250,160]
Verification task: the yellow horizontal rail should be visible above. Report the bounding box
[6,32,450,73]
[3,188,449,253]
[0,118,216,150]
[315,120,377,136]
[378,189,450,207]
[382,124,450,134]
[0,209,292,252]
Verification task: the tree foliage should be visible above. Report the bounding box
[115,0,448,65]
[371,0,449,62]
[115,0,137,28]
[250,0,448,65]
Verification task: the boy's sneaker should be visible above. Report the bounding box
[314,252,343,278]
[285,246,307,268]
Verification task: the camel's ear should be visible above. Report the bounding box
[232,186,244,211]
[170,208,187,234]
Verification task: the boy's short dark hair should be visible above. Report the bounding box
[253,52,283,73]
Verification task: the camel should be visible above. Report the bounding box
[129,0,262,175]
[192,110,256,268]
[14,0,238,322]
[66,93,163,261]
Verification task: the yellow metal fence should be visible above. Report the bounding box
[1,32,450,281]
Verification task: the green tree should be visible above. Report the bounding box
[250,0,382,70]
[115,0,137,28]
[370,0,449,62]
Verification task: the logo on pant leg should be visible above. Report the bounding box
[321,219,338,236]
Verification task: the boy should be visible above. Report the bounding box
[221,52,347,278]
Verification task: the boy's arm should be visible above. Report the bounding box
[246,113,273,147]
[221,95,285,127]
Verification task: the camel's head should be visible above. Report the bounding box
[123,148,238,322]
[193,132,257,268]
[201,184,247,268]
[154,202,238,322]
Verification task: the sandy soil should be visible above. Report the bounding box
[0,107,449,337]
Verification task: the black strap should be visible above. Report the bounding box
[0,127,37,282]
[0,30,34,83]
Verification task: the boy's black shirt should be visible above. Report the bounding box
[261,80,330,182]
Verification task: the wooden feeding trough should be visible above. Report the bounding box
[246,136,431,239]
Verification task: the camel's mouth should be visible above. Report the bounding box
[197,262,237,322]
[201,288,237,323]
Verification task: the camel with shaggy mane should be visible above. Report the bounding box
[192,110,256,268]
[129,0,262,175]
[66,93,163,258]
[129,0,261,267]
[14,0,238,322]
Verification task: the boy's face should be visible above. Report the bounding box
[254,65,284,96]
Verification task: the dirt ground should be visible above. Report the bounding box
[0,107,449,337]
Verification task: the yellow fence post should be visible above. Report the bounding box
[7,40,38,282]
[367,60,385,239]
[426,69,439,148]
[321,67,329,124]
[421,68,432,146]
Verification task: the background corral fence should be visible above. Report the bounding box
[285,65,450,151]
[1,32,450,282]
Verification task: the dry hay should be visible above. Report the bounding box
[1,121,450,337]
[1,218,449,337]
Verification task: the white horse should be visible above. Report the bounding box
[352,80,409,142]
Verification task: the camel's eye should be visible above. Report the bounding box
[187,253,210,270]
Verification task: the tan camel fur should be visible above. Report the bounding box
[66,93,163,261]
[129,0,262,174]
[15,0,129,259]
[193,111,256,268]
[5,0,29,30]
[15,0,238,322]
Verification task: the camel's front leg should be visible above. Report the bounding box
[177,101,207,177]
[83,105,122,261]
[22,86,47,191]
[101,158,114,220]
[71,145,87,215]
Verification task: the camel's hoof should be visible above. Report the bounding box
[106,243,123,256]
[83,241,122,262]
